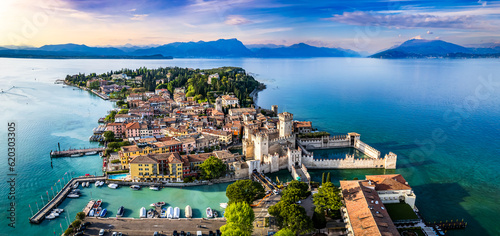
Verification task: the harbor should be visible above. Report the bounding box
[29,176,106,224]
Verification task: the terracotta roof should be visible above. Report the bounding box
[168,152,183,163]
[125,122,140,129]
[122,145,141,152]
[365,174,411,191]
[340,180,400,236]
[183,153,212,163]
[130,155,158,164]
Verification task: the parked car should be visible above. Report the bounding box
[153,232,159,236]
[180,231,186,236]
[112,232,117,236]
[208,231,214,236]
[99,229,105,236]
[82,222,92,227]
[186,232,192,236]
[197,231,202,236]
[173,230,179,236]
[216,229,221,236]
[117,233,123,236]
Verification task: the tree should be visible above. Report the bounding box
[269,201,313,234]
[226,179,264,204]
[326,172,331,183]
[71,219,81,228]
[221,225,251,236]
[199,156,226,180]
[103,131,115,141]
[313,182,342,218]
[322,172,326,184]
[118,109,129,114]
[220,202,255,234]
[281,188,304,204]
[275,228,295,236]
[312,210,326,229]
[75,212,85,221]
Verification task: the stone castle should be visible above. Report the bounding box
[243,111,397,177]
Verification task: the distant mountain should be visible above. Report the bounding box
[133,38,254,58]
[370,39,500,58]
[245,44,285,50]
[253,43,360,57]
[0,38,361,59]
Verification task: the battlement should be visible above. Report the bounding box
[270,134,295,144]
[278,112,293,120]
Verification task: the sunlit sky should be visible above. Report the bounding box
[1,0,500,52]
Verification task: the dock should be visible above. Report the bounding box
[29,176,106,224]
[50,147,105,157]
[83,200,96,216]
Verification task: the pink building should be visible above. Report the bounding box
[125,122,141,138]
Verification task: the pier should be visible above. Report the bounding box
[50,147,105,157]
[252,171,278,192]
[29,176,106,224]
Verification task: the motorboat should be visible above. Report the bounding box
[185,205,192,218]
[100,208,107,217]
[108,183,118,189]
[67,194,80,198]
[219,203,228,209]
[149,186,159,191]
[45,213,57,220]
[147,209,155,218]
[93,199,102,209]
[160,208,167,218]
[71,153,83,157]
[173,207,180,219]
[85,182,89,187]
[53,208,64,214]
[213,210,218,218]
[116,206,124,217]
[130,185,141,190]
[71,189,80,194]
[206,207,213,218]
[89,209,95,217]
[95,207,102,216]
[139,207,147,218]
[73,182,79,188]
[167,207,174,219]
[95,181,104,187]
[85,151,97,155]
[50,211,59,217]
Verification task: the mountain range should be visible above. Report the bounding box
[370,39,500,58]
[1,38,499,59]
[0,38,359,59]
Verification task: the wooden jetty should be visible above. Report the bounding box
[83,200,96,216]
[428,220,467,230]
[50,147,105,157]
[29,176,106,224]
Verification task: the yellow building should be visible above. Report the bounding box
[119,140,183,169]
[128,153,184,182]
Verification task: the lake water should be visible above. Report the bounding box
[0,58,499,235]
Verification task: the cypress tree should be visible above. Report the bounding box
[322,172,326,184]
[326,172,331,183]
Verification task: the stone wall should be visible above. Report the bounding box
[302,154,393,169]
[354,140,381,159]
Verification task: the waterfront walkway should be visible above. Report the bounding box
[50,147,105,157]
[29,176,106,224]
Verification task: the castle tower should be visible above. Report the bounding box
[215,97,222,112]
[254,133,269,161]
[271,105,278,116]
[384,152,397,169]
[348,132,361,147]
[278,112,293,138]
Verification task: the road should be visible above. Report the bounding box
[252,194,281,236]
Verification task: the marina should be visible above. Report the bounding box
[50,147,105,158]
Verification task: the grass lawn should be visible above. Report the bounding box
[384,203,419,221]
[398,227,426,236]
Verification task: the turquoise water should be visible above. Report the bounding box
[108,174,128,180]
[0,58,499,235]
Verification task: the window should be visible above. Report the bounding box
[139,168,143,171]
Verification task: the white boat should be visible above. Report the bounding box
[67,194,80,198]
[45,213,57,220]
[147,209,155,218]
[89,209,95,217]
[185,205,192,218]
[116,206,124,217]
[108,183,118,189]
[139,207,147,218]
[95,181,103,187]
[50,211,59,217]
[149,186,159,191]
[206,207,213,218]
[130,185,141,190]
[53,208,64,214]
[85,151,97,155]
[167,207,173,219]
[173,207,180,219]
[70,153,83,157]
[73,182,79,188]
[219,203,228,209]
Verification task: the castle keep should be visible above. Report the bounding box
[243,111,397,177]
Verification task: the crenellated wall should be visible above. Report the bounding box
[354,140,381,159]
[301,153,396,169]
[298,136,351,149]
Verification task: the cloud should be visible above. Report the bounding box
[224,15,251,25]
[411,35,423,39]
[427,31,433,34]
[130,14,148,21]
[325,11,484,29]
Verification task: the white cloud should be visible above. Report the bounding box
[130,14,148,21]
[224,15,251,25]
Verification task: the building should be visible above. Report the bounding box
[228,108,256,116]
[106,123,125,137]
[365,174,416,208]
[201,129,232,145]
[208,73,219,85]
[340,180,401,236]
[221,95,239,107]
[294,121,312,133]
[125,122,141,138]
[119,140,183,169]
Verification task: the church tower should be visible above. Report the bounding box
[278,112,293,137]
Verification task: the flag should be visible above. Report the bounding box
[46,191,49,196]
[58,179,60,182]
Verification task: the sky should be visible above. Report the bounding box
[1,0,500,53]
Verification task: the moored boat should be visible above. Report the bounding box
[173,207,180,219]
[67,193,80,198]
[100,208,107,217]
[95,207,102,216]
[70,153,83,157]
[116,206,124,217]
[219,203,228,209]
[185,205,192,218]
[130,185,141,190]
[206,207,213,218]
[147,209,155,218]
[73,182,79,188]
[149,186,159,191]
[45,213,57,220]
[160,208,167,218]
[89,209,95,217]
[85,151,97,155]
[140,207,147,218]
[108,183,118,189]
[167,206,173,219]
